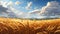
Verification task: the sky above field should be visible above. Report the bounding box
[0,0,60,18]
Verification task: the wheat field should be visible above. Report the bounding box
[0,18,60,34]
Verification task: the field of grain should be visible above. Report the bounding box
[0,18,60,34]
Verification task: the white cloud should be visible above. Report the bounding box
[25,2,32,10]
[0,1,8,7]
[29,1,60,18]
[9,7,24,16]
[39,1,60,16]
[28,9,40,14]
[6,6,25,18]
[0,1,14,7]
[0,1,24,18]
[7,1,13,7]
[0,0,24,18]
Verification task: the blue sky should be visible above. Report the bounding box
[0,0,60,18]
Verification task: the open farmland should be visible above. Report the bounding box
[0,18,60,34]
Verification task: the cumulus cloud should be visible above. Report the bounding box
[0,5,8,13]
[25,2,32,10]
[0,1,24,18]
[0,1,31,18]
[39,1,60,16]
[0,5,25,18]
[9,7,25,18]
[29,1,60,18]
[7,1,13,7]
[0,1,14,8]
[0,5,9,17]
[0,1,8,7]
[0,1,14,17]
[0,5,15,17]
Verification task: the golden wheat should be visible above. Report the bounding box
[0,18,60,34]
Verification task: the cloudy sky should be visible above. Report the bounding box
[0,0,60,18]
